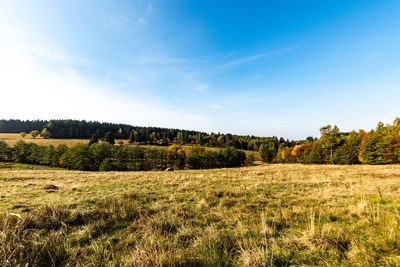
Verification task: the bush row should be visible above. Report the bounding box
[0,141,246,171]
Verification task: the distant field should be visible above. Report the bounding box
[0,133,88,146]
[0,133,260,160]
[0,163,399,266]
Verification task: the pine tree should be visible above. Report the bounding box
[89,132,99,145]
[103,132,115,145]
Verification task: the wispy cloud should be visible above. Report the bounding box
[193,83,209,92]
[217,44,302,71]
[138,17,146,25]
[209,104,223,110]
[124,44,300,95]
[0,42,212,130]
[137,2,155,25]
[17,44,89,66]
[0,2,327,138]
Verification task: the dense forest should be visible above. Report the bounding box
[0,119,292,152]
[272,118,400,165]
[1,117,399,166]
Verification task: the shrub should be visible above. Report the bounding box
[30,130,40,139]
[13,141,33,163]
[89,143,115,170]
[60,144,94,171]
[0,141,11,162]
[99,159,114,171]
[187,147,246,169]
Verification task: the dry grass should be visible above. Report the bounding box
[0,164,399,266]
[0,133,88,147]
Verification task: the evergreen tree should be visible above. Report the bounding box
[89,132,99,145]
[0,141,11,161]
[176,131,184,144]
[103,132,115,145]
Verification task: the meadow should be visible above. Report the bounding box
[0,133,88,147]
[0,163,399,266]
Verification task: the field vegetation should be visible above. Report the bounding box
[0,139,249,171]
[0,119,283,154]
[0,133,260,161]
[0,133,88,147]
[1,119,400,266]
[0,164,399,266]
[2,117,400,166]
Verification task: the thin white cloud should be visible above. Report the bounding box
[193,83,209,92]
[138,17,146,25]
[218,44,302,71]
[0,44,211,131]
[209,104,223,110]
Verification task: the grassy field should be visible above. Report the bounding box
[0,133,88,147]
[0,163,399,266]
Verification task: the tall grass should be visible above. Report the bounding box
[0,164,399,266]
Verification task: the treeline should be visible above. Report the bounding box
[0,119,292,151]
[270,118,400,165]
[0,141,247,171]
[0,120,47,133]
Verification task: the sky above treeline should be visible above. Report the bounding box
[0,0,399,139]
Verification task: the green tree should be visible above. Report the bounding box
[103,132,115,145]
[217,135,225,147]
[19,132,27,139]
[333,132,360,164]
[128,130,136,143]
[60,144,94,171]
[302,141,325,164]
[149,132,157,144]
[176,131,184,144]
[395,148,400,163]
[89,143,114,170]
[116,128,124,139]
[30,130,39,139]
[359,122,400,164]
[167,144,186,169]
[13,141,32,163]
[319,125,340,164]
[393,117,400,127]
[89,132,99,145]
[0,141,11,162]
[99,159,115,171]
[359,132,388,164]
[259,141,277,163]
[162,132,169,145]
[40,128,51,139]
[129,130,140,144]
[41,145,60,166]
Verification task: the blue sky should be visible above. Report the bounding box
[0,0,399,139]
